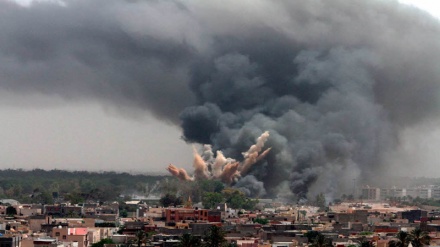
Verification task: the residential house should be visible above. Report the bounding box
[51,227,88,247]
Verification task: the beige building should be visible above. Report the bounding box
[87,228,101,246]
[29,216,52,232]
[51,227,88,247]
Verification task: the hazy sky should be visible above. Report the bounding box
[0,96,192,173]
[387,0,440,177]
[2,0,440,177]
[0,0,195,173]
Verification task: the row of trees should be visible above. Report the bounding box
[388,228,431,247]
[93,226,228,247]
[303,228,430,247]
[0,168,261,212]
[202,188,258,210]
[0,169,164,204]
[178,225,229,247]
[159,179,258,210]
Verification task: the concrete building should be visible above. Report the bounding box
[164,208,209,223]
[335,210,368,224]
[432,187,440,199]
[418,188,431,199]
[0,236,21,247]
[361,186,440,200]
[28,215,52,232]
[362,187,380,201]
[51,227,88,247]
[33,238,64,247]
[405,188,418,198]
[399,210,427,223]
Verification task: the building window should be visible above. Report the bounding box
[55,232,60,236]
[63,235,67,240]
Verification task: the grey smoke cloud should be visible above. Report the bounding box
[0,0,196,122]
[1,0,440,199]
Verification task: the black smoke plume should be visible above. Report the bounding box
[1,0,440,199]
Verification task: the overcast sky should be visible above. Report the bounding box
[2,0,195,173]
[0,97,192,173]
[1,0,440,177]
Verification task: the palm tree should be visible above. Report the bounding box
[389,231,409,247]
[203,225,226,247]
[178,233,201,247]
[134,230,146,247]
[408,228,430,247]
[362,240,374,247]
[310,233,332,247]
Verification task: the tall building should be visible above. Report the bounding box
[362,186,380,201]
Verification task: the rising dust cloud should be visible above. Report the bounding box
[1,0,440,200]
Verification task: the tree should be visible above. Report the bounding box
[388,231,409,247]
[408,228,430,247]
[120,209,128,218]
[198,180,225,193]
[6,206,17,216]
[202,192,224,209]
[64,191,83,204]
[310,233,332,247]
[222,188,257,210]
[178,233,201,247]
[361,240,374,247]
[253,218,269,225]
[315,193,326,211]
[135,230,146,247]
[203,225,226,247]
[242,198,258,210]
[159,179,180,196]
[299,210,307,221]
[160,194,183,207]
[305,231,321,243]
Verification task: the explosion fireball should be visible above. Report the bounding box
[167,131,271,185]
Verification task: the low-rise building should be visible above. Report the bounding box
[164,208,209,223]
[51,227,88,247]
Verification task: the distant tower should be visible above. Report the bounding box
[184,196,193,208]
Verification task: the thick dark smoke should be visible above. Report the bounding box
[1,0,440,199]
